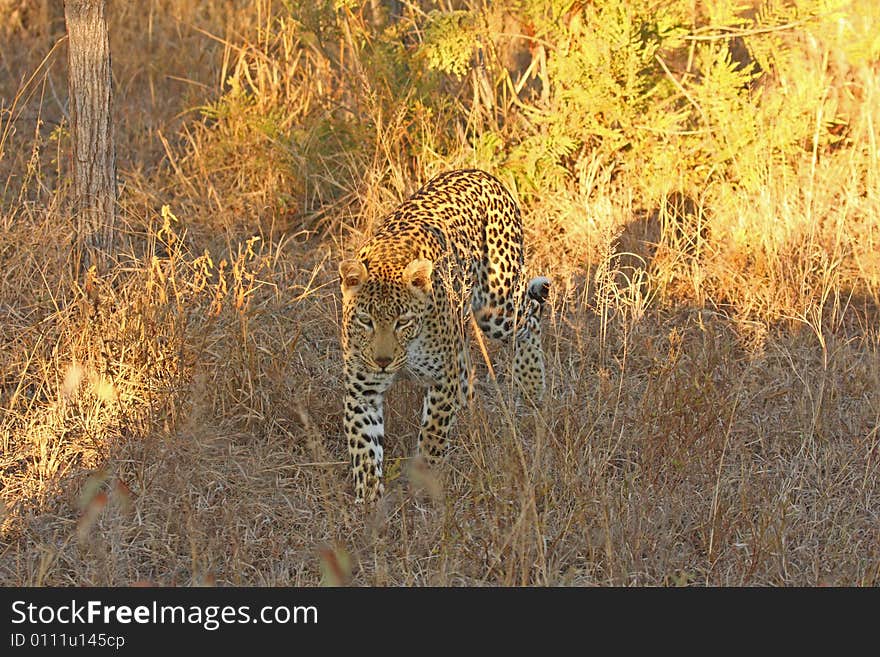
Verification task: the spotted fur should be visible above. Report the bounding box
[339,169,550,502]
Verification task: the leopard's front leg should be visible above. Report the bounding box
[416,375,461,466]
[343,366,392,502]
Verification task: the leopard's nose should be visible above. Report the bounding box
[375,356,392,369]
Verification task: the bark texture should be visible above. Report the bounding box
[65,0,116,273]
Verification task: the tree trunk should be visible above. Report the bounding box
[368,0,402,30]
[64,0,116,274]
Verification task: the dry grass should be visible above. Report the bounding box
[1,1,878,586]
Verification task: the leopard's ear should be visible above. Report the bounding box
[402,258,433,295]
[339,259,368,294]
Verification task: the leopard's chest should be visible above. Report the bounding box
[405,327,450,384]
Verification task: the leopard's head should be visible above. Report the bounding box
[338,258,433,374]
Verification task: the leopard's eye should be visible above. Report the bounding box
[355,313,374,330]
[395,315,415,331]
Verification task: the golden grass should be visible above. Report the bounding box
[0,0,878,586]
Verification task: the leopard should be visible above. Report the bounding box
[338,169,550,502]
